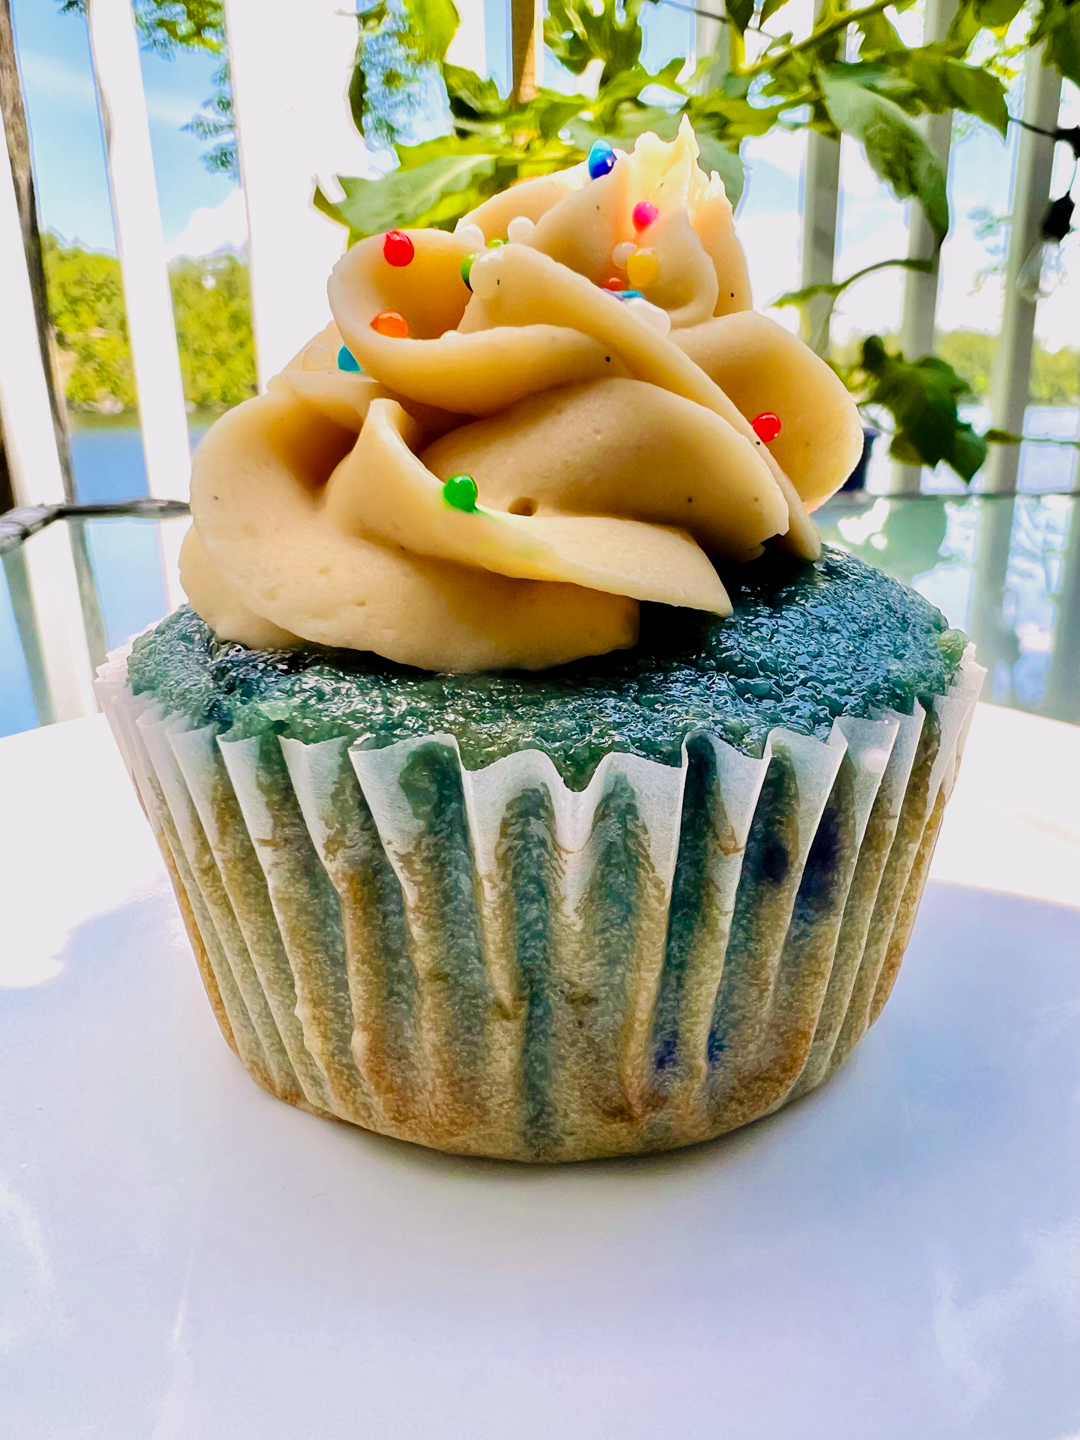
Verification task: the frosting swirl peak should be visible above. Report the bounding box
[182,119,863,672]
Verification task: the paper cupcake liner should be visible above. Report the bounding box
[96,645,983,1162]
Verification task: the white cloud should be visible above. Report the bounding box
[144,90,205,128]
[166,187,248,259]
[18,49,96,108]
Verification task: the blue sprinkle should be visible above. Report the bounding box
[614,289,645,301]
[587,139,616,180]
[337,345,362,372]
[654,1035,678,1071]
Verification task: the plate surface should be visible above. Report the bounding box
[1,708,1078,1440]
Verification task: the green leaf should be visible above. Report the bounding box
[444,63,507,121]
[773,256,932,308]
[398,0,460,65]
[819,69,950,238]
[693,131,746,207]
[727,0,756,34]
[972,0,1026,29]
[900,50,1009,133]
[858,336,987,481]
[315,153,498,239]
[544,0,647,83]
[1043,0,1080,85]
[984,428,1022,444]
[759,0,788,23]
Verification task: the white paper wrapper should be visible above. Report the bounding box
[96,645,984,1161]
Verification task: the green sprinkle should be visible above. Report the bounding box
[487,236,507,247]
[443,474,478,512]
[337,345,362,372]
[460,253,476,289]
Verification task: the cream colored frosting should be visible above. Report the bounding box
[183,118,864,672]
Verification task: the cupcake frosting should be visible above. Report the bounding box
[182,119,864,672]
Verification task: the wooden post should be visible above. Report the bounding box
[0,0,74,502]
[888,0,958,495]
[511,0,541,103]
[982,47,1062,496]
[86,0,192,502]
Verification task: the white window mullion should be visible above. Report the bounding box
[86,0,191,502]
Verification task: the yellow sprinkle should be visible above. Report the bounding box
[625,249,659,290]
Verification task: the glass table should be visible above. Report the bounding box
[1,492,1078,1437]
[3,491,1079,739]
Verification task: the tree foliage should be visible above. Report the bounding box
[57,0,224,54]
[42,235,256,412]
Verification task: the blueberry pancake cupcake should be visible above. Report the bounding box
[98,122,982,1161]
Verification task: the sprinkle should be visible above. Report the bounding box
[370,311,409,339]
[454,221,485,251]
[752,412,782,443]
[507,215,535,244]
[612,241,636,268]
[601,276,625,291]
[382,230,414,266]
[624,297,671,335]
[460,253,476,289]
[588,140,616,179]
[487,236,507,248]
[302,343,333,371]
[626,249,659,290]
[613,289,645,300]
[468,253,499,299]
[632,201,659,230]
[337,345,362,371]
[443,474,478,512]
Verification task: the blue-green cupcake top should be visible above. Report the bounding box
[128,546,965,788]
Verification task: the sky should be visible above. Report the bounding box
[10,0,243,255]
[7,0,1080,348]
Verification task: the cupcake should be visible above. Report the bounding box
[97,122,982,1161]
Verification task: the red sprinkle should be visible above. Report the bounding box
[600,276,625,290]
[751,411,782,443]
[632,201,659,230]
[371,310,409,338]
[382,230,415,267]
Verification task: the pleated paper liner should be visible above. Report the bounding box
[97,644,983,1162]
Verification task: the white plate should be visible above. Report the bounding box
[1,708,1078,1439]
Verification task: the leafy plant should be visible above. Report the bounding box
[851,335,988,481]
[319,0,1080,248]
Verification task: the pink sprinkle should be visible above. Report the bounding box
[632,201,659,230]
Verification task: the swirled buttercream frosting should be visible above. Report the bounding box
[182,119,864,672]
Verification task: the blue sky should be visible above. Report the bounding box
[10,0,234,251]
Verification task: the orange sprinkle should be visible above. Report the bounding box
[600,276,625,291]
[371,310,409,338]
